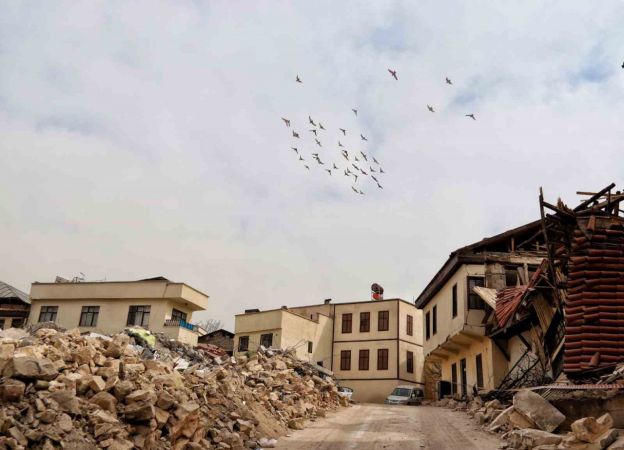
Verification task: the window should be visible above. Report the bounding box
[432,306,437,335]
[260,333,273,348]
[460,358,467,397]
[79,306,100,327]
[11,319,24,328]
[38,306,58,323]
[308,341,313,353]
[452,284,458,318]
[0,319,4,329]
[406,315,413,336]
[359,312,370,332]
[238,336,249,352]
[467,277,486,310]
[342,313,352,333]
[451,363,457,395]
[171,309,187,323]
[127,305,150,327]
[358,349,369,370]
[377,348,389,370]
[340,350,351,370]
[407,351,414,373]
[476,354,484,388]
[425,311,431,340]
[378,310,389,331]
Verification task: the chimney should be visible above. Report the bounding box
[324,298,332,304]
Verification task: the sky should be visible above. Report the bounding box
[1,1,623,330]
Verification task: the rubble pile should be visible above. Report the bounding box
[435,389,624,450]
[0,327,345,450]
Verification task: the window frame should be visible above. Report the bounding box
[476,353,484,388]
[126,305,151,327]
[432,305,437,335]
[451,362,458,395]
[406,350,414,373]
[378,310,389,332]
[308,341,313,353]
[467,276,486,310]
[406,314,413,336]
[425,311,431,340]
[238,336,249,352]
[358,349,369,371]
[340,350,351,371]
[359,311,370,332]
[260,333,273,348]
[452,284,458,318]
[171,308,187,323]
[342,313,353,334]
[377,348,389,370]
[79,305,100,327]
[38,306,59,323]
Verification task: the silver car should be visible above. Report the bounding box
[384,385,424,405]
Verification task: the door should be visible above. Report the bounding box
[451,363,457,396]
[460,358,467,398]
[438,380,451,399]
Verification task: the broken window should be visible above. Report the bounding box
[340,350,351,370]
[476,353,484,388]
[79,306,99,327]
[127,305,150,327]
[467,277,486,310]
[378,310,389,331]
[359,349,369,370]
[377,348,389,370]
[342,313,352,333]
[260,333,273,348]
[432,306,437,335]
[425,311,431,340]
[406,314,413,336]
[407,351,414,373]
[359,311,370,332]
[238,336,249,352]
[38,306,58,323]
[452,284,458,318]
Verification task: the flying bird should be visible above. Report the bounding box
[315,138,322,147]
[465,114,476,120]
[309,116,316,126]
[338,141,344,147]
[360,151,368,161]
[361,169,368,176]
[325,169,332,175]
[352,174,358,182]
[304,165,310,170]
[291,147,298,153]
[316,159,324,165]
[354,156,360,162]
[333,163,338,170]
[388,69,398,80]
[281,117,291,127]
[296,75,302,83]
[371,175,379,183]
[352,108,358,116]
[380,167,385,174]
[292,131,300,138]
[370,167,376,173]
[312,152,319,157]
[309,129,317,135]
[351,186,358,193]
[376,183,383,189]
[622,61,624,68]
[358,190,364,195]
[341,152,349,161]
[372,157,379,164]
[319,122,325,130]
[344,170,350,177]
[339,128,346,135]
[445,77,453,85]
[427,105,435,112]
[360,134,368,141]
[352,163,360,170]
[299,156,304,161]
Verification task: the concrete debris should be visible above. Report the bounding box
[513,390,566,433]
[0,326,345,449]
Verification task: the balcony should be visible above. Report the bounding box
[163,319,200,346]
[164,319,199,332]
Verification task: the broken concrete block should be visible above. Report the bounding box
[6,356,59,380]
[571,416,613,443]
[508,409,536,429]
[1,378,25,402]
[488,406,514,432]
[90,391,118,412]
[607,437,624,449]
[507,428,563,448]
[513,390,565,432]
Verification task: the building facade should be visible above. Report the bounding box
[197,329,235,355]
[0,281,30,329]
[29,277,209,345]
[234,298,423,403]
[415,221,546,399]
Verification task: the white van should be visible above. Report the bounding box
[384,385,424,405]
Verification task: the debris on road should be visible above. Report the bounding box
[0,325,345,449]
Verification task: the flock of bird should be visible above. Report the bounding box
[281,68,478,195]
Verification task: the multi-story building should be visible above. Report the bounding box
[0,281,31,329]
[29,276,209,345]
[415,221,546,399]
[234,297,423,403]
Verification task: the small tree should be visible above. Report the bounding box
[196,318,223,334]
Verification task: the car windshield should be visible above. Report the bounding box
[390,388,412,397]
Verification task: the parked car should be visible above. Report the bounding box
[384,385,424,405]
[337,386,353,401]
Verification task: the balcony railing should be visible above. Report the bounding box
[163,319,199,333]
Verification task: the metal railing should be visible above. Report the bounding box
[163,319,199,332]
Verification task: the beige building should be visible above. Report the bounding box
[415,221,546,399]
[29,276,209,345]
[234,298,423,403]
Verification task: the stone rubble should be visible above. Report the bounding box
[432,390,623,450]
[0,327,346,449]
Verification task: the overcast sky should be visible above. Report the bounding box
[1,2,623,330]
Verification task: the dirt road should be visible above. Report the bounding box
[274,404,502,450]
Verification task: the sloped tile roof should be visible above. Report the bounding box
[0,281,30,304]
